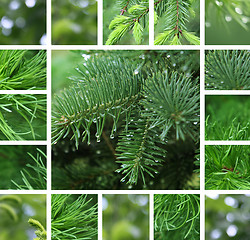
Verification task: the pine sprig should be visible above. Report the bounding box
[106,1,149,45]
[154,0,200,45]
[51,194,97,240]
[154,194,200,239]
[143,71,200,141]
[28,218,47,240]
[116,116,166,185]
[205,50,250,90]
[0,50,46,90]
[52,56,143,147]
[11,148,47,190]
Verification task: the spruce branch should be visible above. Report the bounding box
[116,115,167,185]
[205,50,250,90]
[52,56,143,148]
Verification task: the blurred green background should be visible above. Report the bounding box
[206,194,250,240]
[205,1,250,45]
[0,145,46,189]
[0,194,46,240]
[52,0,97,45]
[103,194,149,240]
[0,0,46,45]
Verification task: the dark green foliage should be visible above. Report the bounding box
[104,0,149,45]
[103,194,149,240]
[205,145,250,190]
[205,50,250,90]
[52,50,200,190]
[0,194,46,240]
[0,50,46,90]
[52,0,97,45]
[51,194,97,240]
[206,194,250,240]
[154,194,200,239]
[205,95,250,140]
[0,94,47,140]
[154,0,200,45]
[205,0,250,44]
[12,148,47,190]
[0,145,46,190]
[0,0,46,45]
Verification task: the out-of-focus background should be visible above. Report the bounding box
[103,194,149,240]
[0,0,46,45]
[206,194,250,240]
[0,194,46,240]
[52,0,97,45]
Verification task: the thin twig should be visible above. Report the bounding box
[102,130,117,159]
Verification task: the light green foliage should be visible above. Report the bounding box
[205,96,250,140]
[206,194,250,240]
[103,194,149,240]
[0,194,46,240]
[52,50,200,190]
[154,0,200,45]
[0,0,46,45]
[12,148,47,190]
[52,0,97,45]
[0,50,46,90]
[205,0,250,44]
[29,218,47,240]
[205,145,250,190]
[105,0,149,45]
[205,50,250,90]
[0,94,47,140]
[51,194,97,240]
[154,194,200,239]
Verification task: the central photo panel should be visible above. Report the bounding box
[51,50,200,190]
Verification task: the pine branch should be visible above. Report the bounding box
[29,218,47,240]
[143,71,200,141]
[0,50,46,90]
[205,50,250,90]
[116,115,166,185]
[51,194,97,240]
[154,194,200,239]
[11,148,47,190]
[52,56,143,147]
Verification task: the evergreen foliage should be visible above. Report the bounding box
[154,0,200,45]
[28,218,47,240]
[205,96,250,140]
[0,94,47,140]
[51,194,97,240]
[52,50,200,190]
[205,145,250,190]
[154,194,200,239]
[105,0,149,45]
[11,148,47,190]
[0,50,46,90]
[205,50,250,90]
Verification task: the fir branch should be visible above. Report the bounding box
[11,148,47,190]
[51,194,97,240]
[116,115,166,185]
[52,56,143,147]
[143,71,200,141]
[205,50,250,90]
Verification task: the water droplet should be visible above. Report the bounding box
[96,150,101,154]
[235,7,243,15]
[225,15,232,22]
[110,134,114,139]
[121,178,125,182]
[128,185,132,189]
[215,0,223,6]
